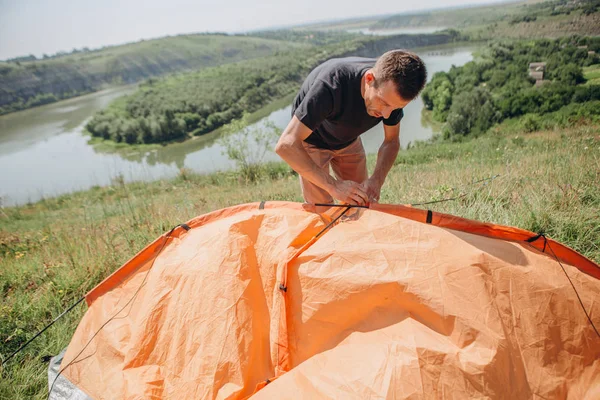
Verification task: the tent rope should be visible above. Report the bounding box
[313,203,368,208]
[1,297,85,367]
[541,235,600,339]
[315,174,501,208]
[409,174,501,206]
[47,225,181,398]
[314,205,353,239]
[4,173,499,368]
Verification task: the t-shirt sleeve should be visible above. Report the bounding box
[293,80,334,131]
[383,108,404,126]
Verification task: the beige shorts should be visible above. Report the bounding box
[300,138,368,204]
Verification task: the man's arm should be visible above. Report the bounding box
[362,122,401,202]
[275,116,368,205]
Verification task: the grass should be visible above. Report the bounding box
[389,124,599,259]
[306,0,600,41]
[1,119,599,398]
[1,35,306,115]
[462,8,600,40]
[584,64,600,85]
[9,35,304,72]
[86,92,298,156]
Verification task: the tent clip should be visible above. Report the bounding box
[526,232,547,252]
[279,283,287,292]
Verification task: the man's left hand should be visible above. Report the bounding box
[361,177,382,203]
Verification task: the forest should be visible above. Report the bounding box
[421,36,600,139]
[83,32,456,145]
[0,34,307,115]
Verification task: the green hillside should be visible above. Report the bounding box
[0,34,308,115]
[373,1,526,30]
[84,32,458,145]
[297,0,600,39]
[421,36,600,139]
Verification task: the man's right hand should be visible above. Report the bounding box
[276,117,369,206]
[330,180,369,205]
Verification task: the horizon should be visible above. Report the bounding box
[0,0,514,61]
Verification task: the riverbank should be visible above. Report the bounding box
[1,42,475,207]
[87,92,298,154]
[1,117,599,398]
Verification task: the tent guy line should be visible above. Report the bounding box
[46,224,187,398]
[544,236,600,338]
[2,171,598,374]
[0,183,597,398]
[55,201,595,398]
[0,297,86,367]
[409,174,501,206]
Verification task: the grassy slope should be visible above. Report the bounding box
[464,9,600,40]
[1,120,599,398]
[0,34,306,115]
[374,1,527,30]
[297,1,600,39]
[3,34,305,75]
[298,1,529,31]
[584,64,600,85]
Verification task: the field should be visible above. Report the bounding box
[0,34,307,115]
[298,0,600,40]
[585,64,600,84]
[1,117,599,398]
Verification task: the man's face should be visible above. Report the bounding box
[364,73,411,119]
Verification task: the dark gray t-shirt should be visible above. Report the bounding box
[292,57,404,150]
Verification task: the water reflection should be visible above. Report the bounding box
[348,27,447,35]
[0,45,474,206]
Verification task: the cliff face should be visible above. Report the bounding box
[0,63,100,109]
[0,33,456,115]
[0,36,296,115]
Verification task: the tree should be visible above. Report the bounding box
[554,63,584,86]
[421,72,454,122]
[444,87,500,138]
[218,113,279,182]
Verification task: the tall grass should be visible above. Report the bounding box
[1,122,598,398]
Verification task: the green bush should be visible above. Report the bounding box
[421,72,454,122]
[218,113,280,183]
[84,38,368,144]
[520,114,541,133]
[424,37,600,138]
[443,87,500,138]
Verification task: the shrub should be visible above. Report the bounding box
[218,113,280,183]
[443,87,500,138]
[520,114,541,133]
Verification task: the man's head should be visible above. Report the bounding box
[362,50,427,119]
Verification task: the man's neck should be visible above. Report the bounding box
[360,72,367,100]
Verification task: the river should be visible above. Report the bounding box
[0,44,474,207]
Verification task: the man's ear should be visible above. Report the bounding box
[365,70,376,86]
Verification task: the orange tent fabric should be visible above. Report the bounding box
[56,202,600,399]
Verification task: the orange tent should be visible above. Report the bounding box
[48,202,600,399]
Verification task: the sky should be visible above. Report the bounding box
[1,0,507,60]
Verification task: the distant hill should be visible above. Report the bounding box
[372,1,525,30]
[295,0,600,39]
[0,34,308,115]
[295,1,525,31]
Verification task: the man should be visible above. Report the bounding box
[275,50,427,205]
